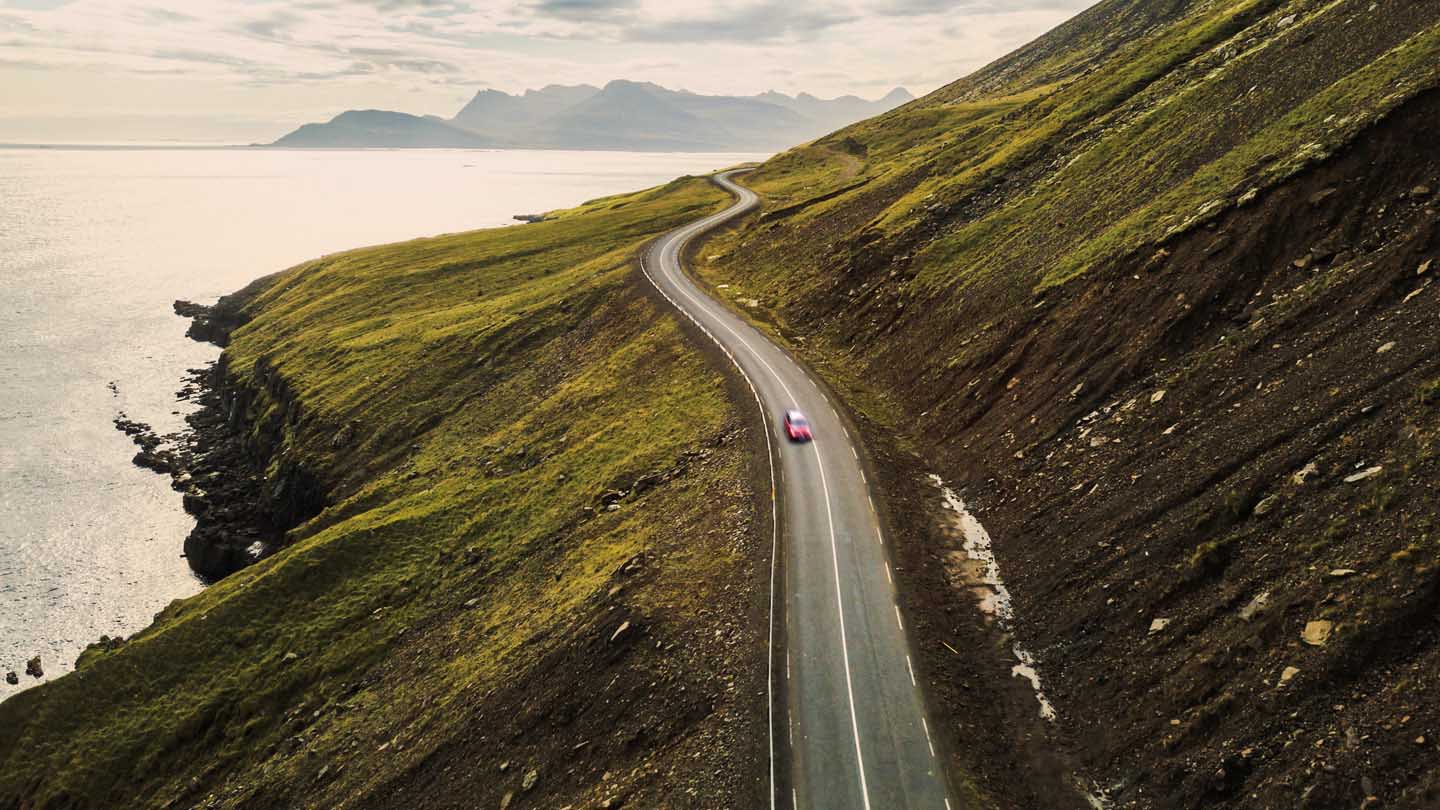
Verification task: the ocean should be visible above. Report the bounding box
[0,146,763,698]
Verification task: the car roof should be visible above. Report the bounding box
[786,410,806,420]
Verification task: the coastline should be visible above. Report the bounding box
[113,276,327,583]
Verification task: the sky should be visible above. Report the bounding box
[0,0,1095,143]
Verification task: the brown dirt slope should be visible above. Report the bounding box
[698,0,1440,807]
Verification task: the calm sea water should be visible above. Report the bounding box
[0,147,762,698]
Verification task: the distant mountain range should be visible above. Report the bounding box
[269,80,914,152]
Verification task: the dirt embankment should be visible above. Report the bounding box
[855,90,1440,808]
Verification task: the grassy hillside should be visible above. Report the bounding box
[0,178,772,809]
[700,0,1440,806]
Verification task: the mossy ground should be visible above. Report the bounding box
[695,0,1440,806]
[0,178,770,809]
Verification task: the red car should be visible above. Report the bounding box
[783,410,813,443]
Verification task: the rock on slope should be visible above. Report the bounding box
[698,0,1440,806]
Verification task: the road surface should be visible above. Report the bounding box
[639,170,954,810]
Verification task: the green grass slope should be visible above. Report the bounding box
[0,178,771,809]
[700,0,1440,806]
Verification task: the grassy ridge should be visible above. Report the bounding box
[726,0,1439,305]
[0,177,764,809]
[694,0,1440,806]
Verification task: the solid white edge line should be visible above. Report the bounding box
[644,171,953,810]
[637,173,781,810]
[812,441,874,810]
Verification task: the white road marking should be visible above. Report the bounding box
[638,173,786,810]
[642,171,952,810]
[812,441,874,810]
[922,717,936,758]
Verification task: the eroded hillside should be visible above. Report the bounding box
[699,0,1440,806]
[0,180,771,809]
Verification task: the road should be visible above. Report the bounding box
[640,170,954,810]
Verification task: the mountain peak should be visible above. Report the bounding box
[882,87,914,103]
[275,79,915,152]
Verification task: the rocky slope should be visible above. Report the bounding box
[0,179,772,809]
[695,0,1440,806]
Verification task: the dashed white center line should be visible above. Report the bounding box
[894,605,905,630]
[885,562,893,584]
[906,654,917,686]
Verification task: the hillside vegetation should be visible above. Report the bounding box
[0,179,771,809]
[699,0,1440,806]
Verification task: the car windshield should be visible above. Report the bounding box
[789,413,808,427]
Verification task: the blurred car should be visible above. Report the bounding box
[783,410,813,443]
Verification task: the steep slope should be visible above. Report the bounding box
[697,0,1440,806]
[271,110,493,148]
[0,179,772,809]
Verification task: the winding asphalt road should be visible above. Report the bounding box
[639,171,954,810]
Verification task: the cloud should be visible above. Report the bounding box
[624,2,857,44]
[526,0,638,22]
[0,0,1098,140]
[877,0,1084,15]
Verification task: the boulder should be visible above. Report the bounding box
[1239,591,1271,622]
[521,768,539,791]
[1148,618,1171,635]
[1344,466,1382,484]
[1302,620,1334,647]
[182,489,210,516]
[25,656,43,679]
[133,451,174,474]
[4,671,17,685]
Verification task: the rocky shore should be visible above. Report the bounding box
[111,285,326,582]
